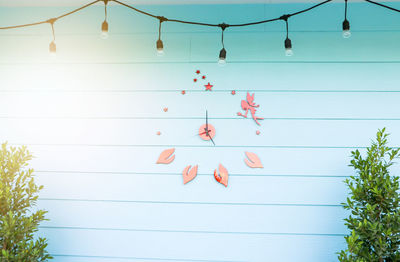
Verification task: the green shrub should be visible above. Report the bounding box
[0,143,52,261]
[338,128,400,262]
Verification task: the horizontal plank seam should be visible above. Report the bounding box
[39,226,346,237]
[38,198,343,207]
[3,61,400,65]
[1,117,400,121]
[1,90,400,93]
[3,29,400,37]
[10,143,388,149]
[35,170,350,178]
[51,254,243,262]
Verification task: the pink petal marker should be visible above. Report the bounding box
[244,151,263,168]
[156,148,175,164]
[182,165,198,184]
[214,163,229,187]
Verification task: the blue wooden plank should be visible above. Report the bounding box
[190,31,400,62]
[37,227,346,262]
[37,200,348,234]
[0,63,400,91]
[1,92,400,118]
[52,255,228,262]
[0,31,399,63]
[1,118,400,147]
[25,145,400,176]
[35,172,348,205]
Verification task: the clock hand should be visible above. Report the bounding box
[206,110,208,131]
[208,135,215,146]
[205,110,215,145]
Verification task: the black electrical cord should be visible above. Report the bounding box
[0,0,399,31]
[365,0,400,13]
[104,1,108,21]
[0,0,100,30]
[285,18,289,39]
[50,21,56,42]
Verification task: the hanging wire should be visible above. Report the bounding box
[221,29,224,49]
[158,18,163,40]
[0,0,100,30]
[51,23,55,41]
[284,17,289,39]
[48,18,57,42]
[365,0,400,12]
[0,0,398,32]
[219,23,228,49]
[0,0,399,49]
[104,1,108,21]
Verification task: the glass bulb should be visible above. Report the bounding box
[342,29,351,38]
[157,49,164,56]
[285,48,293,57]
[101,31,109,39]
[218,58,226,66]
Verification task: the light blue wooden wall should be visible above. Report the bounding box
[1,2,400,261]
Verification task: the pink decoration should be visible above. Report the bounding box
[204,82,213,91]
[163,107,168,112]
[256,130,260,135]
[237,92,264,125]
[214,164,229,187]
[244,151,263,168]
[181,90,186,95]
[199,124,216,141]
[182,165,198,184]
[156,148,175,164]
[156,131,161,136]
[231,90,236,95]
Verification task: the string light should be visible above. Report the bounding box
[156,16,166,56]
[281,15,293,56]
[101,0,109,39]
[0,0,400,58]
[342,0,351,38]
[47,18,57,56]
[218,23,228,66]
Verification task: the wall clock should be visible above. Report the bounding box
[156,69,264,188]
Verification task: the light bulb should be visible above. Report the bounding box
[285,48,293,56]
[284,38,293,56]
[342,19,351,38]
[218,48,226,66]
[342,29,351,38]
[101,21,109,39]
[49,41,56,56]
[156,39,164,56]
